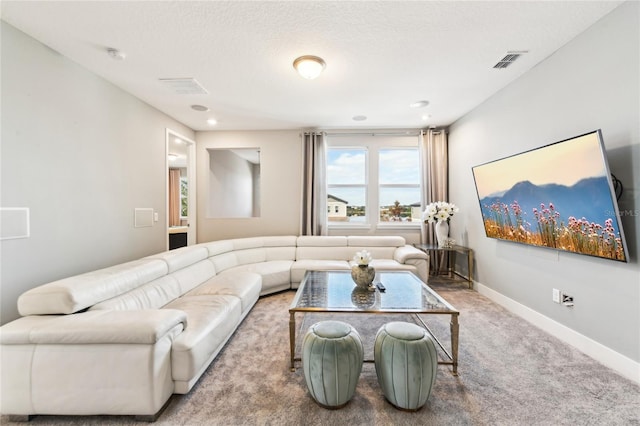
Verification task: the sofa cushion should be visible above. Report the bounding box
[171,260,217,294]
[166,295,241,383]
[220,261,293,295]
[186,272,261,314]
[1,310,187,345]
[148,246,209,273]
[89,275,182,311]
[297,236,347,247]
[347,236,405,247]
[17,259,168,316]
[208,252,238,274]
[202,240,235,257]
[356,259,416,273]
[290,260,350,284]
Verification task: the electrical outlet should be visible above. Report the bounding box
[562,293,574,307]
[552,288,561,303]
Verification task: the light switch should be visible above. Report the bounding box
[154,212,159,222]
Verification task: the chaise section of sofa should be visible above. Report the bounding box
[0,234,428,421]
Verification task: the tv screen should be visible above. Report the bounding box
[472,130,628,262]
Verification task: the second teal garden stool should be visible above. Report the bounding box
[301,320,364,409]
[374,321,438,411]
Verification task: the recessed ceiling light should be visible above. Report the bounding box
[207,118,218,126]
[421,114,431,121]
[293,55,326,79]
[352,115,367,121]
[410,100,429,108]
[191,105,209,112]
[106,48,126,60]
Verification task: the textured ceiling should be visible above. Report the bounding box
[1,1,623,131]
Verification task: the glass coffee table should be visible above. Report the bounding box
[289,270,460,375]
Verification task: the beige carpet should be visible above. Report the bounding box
[2,281,639,425]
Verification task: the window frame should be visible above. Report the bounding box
[326,134,422,230]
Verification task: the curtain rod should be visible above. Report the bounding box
[322,131,420,137]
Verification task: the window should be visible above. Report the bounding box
[326,135,421,227]
[378,149,420,223]
[327,148,367,223]
[180,176,188,218]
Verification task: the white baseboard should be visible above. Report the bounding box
[475,281,640,385]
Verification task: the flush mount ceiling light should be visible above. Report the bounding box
[207,118,218,126]
[293,55,326,79]
[410,100,430,108]
[352,115,367,121]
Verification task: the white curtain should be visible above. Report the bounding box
[419,129,449,244]
[169,169,181,227]
[300,132,327,236]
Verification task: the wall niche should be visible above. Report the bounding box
[208,148,260,218]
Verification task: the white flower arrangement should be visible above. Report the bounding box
[422,201,460,224]
[353,250,373,266]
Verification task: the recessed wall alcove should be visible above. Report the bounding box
[207,148,261,218]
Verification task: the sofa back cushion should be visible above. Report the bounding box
[347,236,405,247]
[147,246,209,273]
[205,236,297,273]
[296,236,350,260]
[17,259,168,315]
[295,236,405,261]
[89,275,182,311]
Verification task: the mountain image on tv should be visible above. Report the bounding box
[472,131,627,262]
[479,176,619,234]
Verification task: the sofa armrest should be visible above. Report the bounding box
[393,245,429,264]
[0,309,187,345]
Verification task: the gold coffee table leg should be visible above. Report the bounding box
[451,314,459,376]
[289,311,296,371]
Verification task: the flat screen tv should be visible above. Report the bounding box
[471,130,628,262]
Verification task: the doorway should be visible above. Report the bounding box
[166,129,196,249]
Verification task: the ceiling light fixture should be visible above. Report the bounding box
[352,115,367,121]
[207,118,218,126]
[293,55,326,79]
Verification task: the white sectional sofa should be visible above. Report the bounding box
[0,235,428,421]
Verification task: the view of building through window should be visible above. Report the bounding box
[327,145,421,225]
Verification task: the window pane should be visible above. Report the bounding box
[379,187,421,222]
[379,148,419,184]
[327,148,366,185]
[327,187,366,223]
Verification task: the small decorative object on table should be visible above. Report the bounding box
[351,250,376,290]
[422,201,460,248]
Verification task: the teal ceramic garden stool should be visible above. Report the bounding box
[302,320,364,409]
[374,321,438,411]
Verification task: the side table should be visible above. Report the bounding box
[414,244,474,289]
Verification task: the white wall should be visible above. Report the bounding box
[448,1,639,368]
[196,130,302,241]
[208,150,256,218]
[0,23,194,324]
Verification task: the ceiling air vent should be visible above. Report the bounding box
[493,51,528,69]
[159,78,208,95]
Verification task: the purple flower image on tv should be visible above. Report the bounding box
[471,130,628,262]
